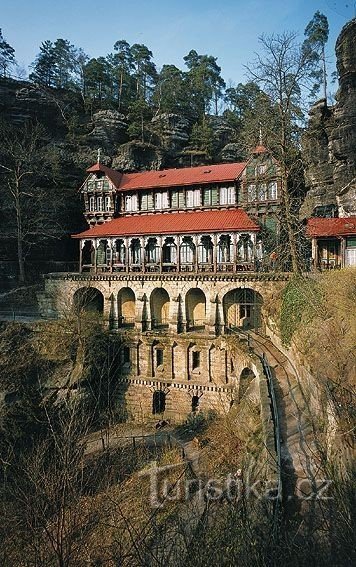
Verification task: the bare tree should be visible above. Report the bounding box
[0,120,64,283]
[246,32,320,273]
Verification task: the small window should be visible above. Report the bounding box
[97,196,103,211]
[258,184,267,201]
[256,164,267,176]
[105,196,111,211]
[89,196,95,212]
[247,184,256,202]
[268,182,278,200]
[123,346,130,363]
[156,349,164,367]
[125,194,138,212]
[192,351,200,370]
[192,395,200,412]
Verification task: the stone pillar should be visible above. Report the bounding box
[137,293,149,331]
[170,295,181,334]
[103,293,112,328]
[215,295,224,335]
[109,292,118,330]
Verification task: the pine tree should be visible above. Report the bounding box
[0,28,16,77]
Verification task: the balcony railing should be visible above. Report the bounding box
[118,316,135,328]
[81,260,257,274]
[186,319,206,331]
[151,318,170,330]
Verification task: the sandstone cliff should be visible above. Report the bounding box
[301,18,356,218]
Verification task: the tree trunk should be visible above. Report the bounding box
[15,184,25,283]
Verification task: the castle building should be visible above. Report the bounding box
[42,146,288,421]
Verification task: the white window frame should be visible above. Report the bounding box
[125,194,138,212]
[97,196,103,212]
[258,184,267,201]
[268,182,278,200]
[220,186,235,205]
[186,189,200,208]
[256,164,267,176]
[104,195,111,211]
[89,196,95,212]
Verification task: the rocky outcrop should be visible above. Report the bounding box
[112,140,165,171]
[86,110,128,151]
[301,19,356,218]
[149,113,190,153]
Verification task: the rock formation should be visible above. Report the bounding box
[301,18,356,218]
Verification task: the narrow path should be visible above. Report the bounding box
[249,332,322,517]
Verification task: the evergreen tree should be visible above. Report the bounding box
[303,11,329,100]
[153,64,187,114]
[130,43,157,101]
[0,28,16,77]
[111,40,134,112]
[184,50,225,118]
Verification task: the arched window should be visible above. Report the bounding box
[198,235,213,264]
[180,236,195,265]
[237,236,254,262]
[162,238,177,264]
[145,238,160,264]
[130,239,141,265]
[218,235,233,263]
[152,391,166,414]
[114,239,126,265]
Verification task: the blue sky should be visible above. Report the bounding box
[2,0,355,86]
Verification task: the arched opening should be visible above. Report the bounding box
[180,236,195,272]
[198,235,213,271]
[130,238,141,271]
[237,235,254,269]
[185,288,206,331]
[145,237,160,271]
[73,287,104,315]
[239,367,256,400]
[162,237,177,271]
[81,240,95,271]
[150,288,170,329]
[223,288,263,331]
[113,239,126,271]
[97,239,110,271]
[118,288,135,328]
[217,235,234,271]
[152,390,166,414]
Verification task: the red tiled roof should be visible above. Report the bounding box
[85,162,247,192]
[306,217,356,237]
[86,163,123,188]
[73,209,260,239]
[119,162,246,191]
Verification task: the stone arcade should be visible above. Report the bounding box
[41,145,289,421]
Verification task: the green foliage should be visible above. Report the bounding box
[280,276,322,345]
[0,28,16,77]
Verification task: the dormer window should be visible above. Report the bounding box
[125,194,138,212]
[97,196,103,212]
[96,180,103,190]
[220,186,235,205]
[89,196,95,212]
[105,196,111,211]
[186,189,200,208]
[256,164,267,176]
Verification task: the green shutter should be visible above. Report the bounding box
[141,193,148,211]
[178,190,185,208]
[203,189,210,206]
[171,190,178,208]
[147,193,154,210]
[211,187,218,206]
[346,237,356,247]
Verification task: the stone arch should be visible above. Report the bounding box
[118,287,136,327]
[150,288,170,329]
[152,390,166,414]
[73,287,104,314]
[185,288,206,330]
[223,288,263,330]
[239,367,256,400]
